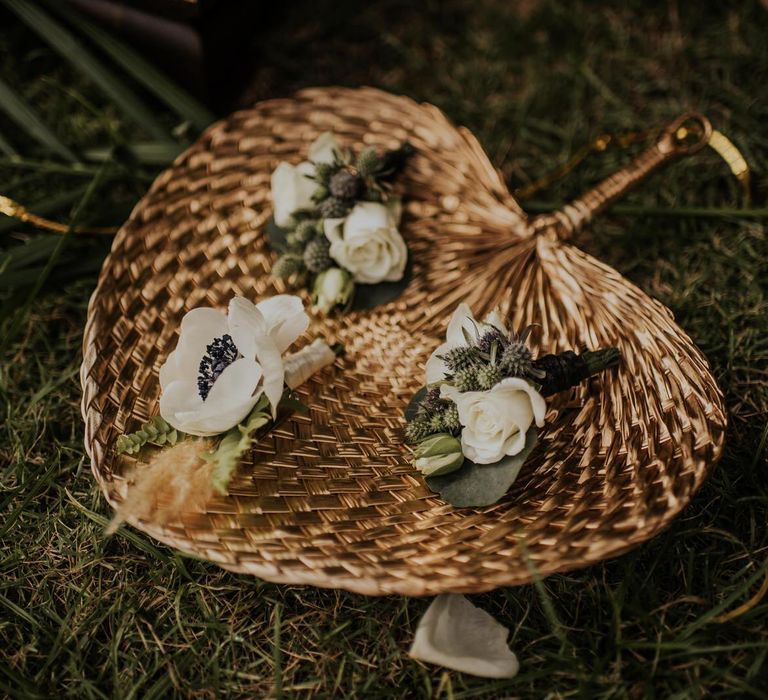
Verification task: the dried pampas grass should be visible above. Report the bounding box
[106,439,214,534]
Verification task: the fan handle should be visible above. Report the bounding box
[532,112,712,241]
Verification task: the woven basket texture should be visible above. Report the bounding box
[80,87,726,596]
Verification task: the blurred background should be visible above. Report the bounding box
[1,1,767,697]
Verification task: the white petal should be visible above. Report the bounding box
[174,394,261,436]
[170,307,229,377]
[409,595,519,679]
[271,162,316,227]
[445,303,476,346]
[158,350,183,389]
[253,333,284,419]
[227,296,265,359]
[345,201,391,233]
[323,217,346,244]
[159,379,202,431]
[381,228,408,282]
[308,132,341,164]
[496,377,547,428]
[425,343,452,384]
[255,295,309,353]
[483,308,508,334]
[203,357,262,407]
[386,196,403,225]
[180,307,229,337]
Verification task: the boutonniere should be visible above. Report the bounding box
[112,295,341,529]
[267,132,414,313]
[405,303,620,507]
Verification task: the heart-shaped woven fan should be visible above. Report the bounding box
[81,87,726,596]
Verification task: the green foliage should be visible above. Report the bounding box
[115,415,184,455]
[207,395,272,496]
[426,428,538,507]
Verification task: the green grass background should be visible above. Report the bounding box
[1,1,767,697]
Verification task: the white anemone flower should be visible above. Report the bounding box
[158,295,309,436]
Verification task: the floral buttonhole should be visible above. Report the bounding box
[267,132,414,314]
[111,294,343,531]
[404,303,621,508]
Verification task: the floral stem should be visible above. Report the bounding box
[534,347,620,397]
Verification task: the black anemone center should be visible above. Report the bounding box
[197,334,239,401]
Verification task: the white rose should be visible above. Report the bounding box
[270,132,340,228]
[425,303,507,384]
[158,295,308,435]
[441,378,546,464]
[323,200,407,284]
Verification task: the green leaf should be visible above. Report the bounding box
[0,129,18,157]
[84,142,184,166]
[265,216,291,254]
[404,386,428,422]
[53,5,214,131]
[425,428,538,507]
[0,77,77,162]
[115,416,185,455]
[208,407,272,495]
[0,158,111,352]
[1,0,171,142]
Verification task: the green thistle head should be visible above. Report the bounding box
[405,418,432,444]
[500,341,534,378]
[475,364,502,390]
[442,345,480,373]
[303,237,332,273]
[272,254,303,279]
[453,366,481,392]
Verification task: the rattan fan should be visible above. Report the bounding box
[80,87,726,596]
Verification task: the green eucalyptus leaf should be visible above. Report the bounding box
[405,386,428,422]
[115,415,184,455]
[265,216,291,254]
[425,428,538,508]
[209,408,272,495]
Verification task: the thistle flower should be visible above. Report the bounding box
[442,402,461,432]
[454,366,481,392]
[499,341,535,378]
[405,418,433,443]
[272,254,303,279]
[329,170,363,199]
[429,413,446,433]
[319,196,350,219]
[303,237,332,273]
[476,327,506,354]
[441,345,481,373]
[294,220,317,245]
[475,364,502,390]
[356,146,380,177]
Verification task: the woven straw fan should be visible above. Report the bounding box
[81,87,726,596]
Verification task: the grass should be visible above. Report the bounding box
[1,0,767,697]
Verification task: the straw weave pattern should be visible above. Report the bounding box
[80,87,726,595]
